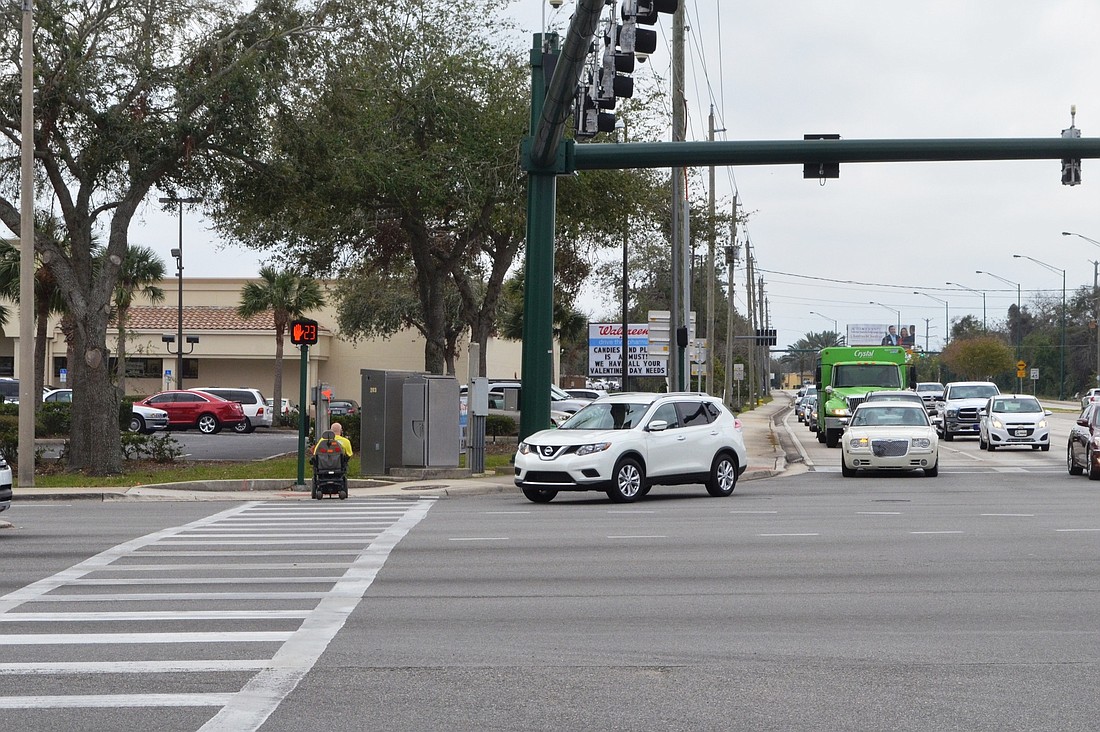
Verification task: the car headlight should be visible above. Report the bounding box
[849,437,869,449]
[946,409,958,418]
[912,437,931,448]
[829,407,850,417]
[518,442,531,455]
[991,419,1003,429]
[1038,419,1047,428]
[575,442,612,456]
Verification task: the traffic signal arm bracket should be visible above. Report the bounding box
[521,135,576,175]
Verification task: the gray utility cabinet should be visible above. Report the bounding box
[360,369,459,475]
[402,376,459,468]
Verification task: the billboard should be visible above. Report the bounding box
[589,323,667,377]
[847,323,919,347]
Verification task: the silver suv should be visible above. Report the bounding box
[193,387,272,433]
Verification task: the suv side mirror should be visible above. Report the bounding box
[647,420,668,432]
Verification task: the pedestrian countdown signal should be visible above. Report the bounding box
[290,319,318,346]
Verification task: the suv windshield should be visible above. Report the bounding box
[560,402,649,430]
[833,364,901,388]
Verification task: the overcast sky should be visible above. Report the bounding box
[135,1,1100,354]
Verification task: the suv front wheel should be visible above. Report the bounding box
[706,453,739,497]
[606,457,645,503]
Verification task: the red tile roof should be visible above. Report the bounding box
[120,306,320,333]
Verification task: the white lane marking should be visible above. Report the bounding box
[0,632,291,645]
[200,500,433,732]
[980,513,1035,517]
[910,531,965,534]
[0,660,270,675]
[758,533,819,537]
[608,510,655,514]
[30,592,330,603]
[992,467,1029,473]
[173,532,381,538]
[94,562,353,572]
[127,550,360,557]
[448,537,509,542]
[731,510,778,514]
[0,691,234,708]
[156,539,377,545]
[608,535,667,539]
[0,611,309,622]
[857,511,902,515]
[68,577,341,586]
[484,511,530,515]
[1055,528,1100,532]
[0,693,235,709]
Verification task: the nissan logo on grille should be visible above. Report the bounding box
[540,445,555,457]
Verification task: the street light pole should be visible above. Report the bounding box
[946,281,986,330]
[914,292,948,349]
[869,301,901,341]
[1012,254,1066,400]
[809,310,838,340]
[976,270,1022,393]
[1063,231,1100,386]
[158,196,202,389]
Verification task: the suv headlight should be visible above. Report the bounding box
[946,409,958,418]
[575,442,612,456]
[518,442,531,455]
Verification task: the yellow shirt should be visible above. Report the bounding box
[313,434,353,457]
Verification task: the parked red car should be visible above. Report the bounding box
[137,390,246,434]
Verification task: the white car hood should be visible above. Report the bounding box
[944,398,990,409]
[525,428,630,445]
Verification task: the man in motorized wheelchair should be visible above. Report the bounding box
[310,429,350,500]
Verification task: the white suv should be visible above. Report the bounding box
[193,387,272,433]
[514,392,747,503]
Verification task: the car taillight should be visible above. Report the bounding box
[734,418,743,431]
[257,406,265,415]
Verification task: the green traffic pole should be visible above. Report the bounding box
[296,344,309,487]
[518,33,558,441]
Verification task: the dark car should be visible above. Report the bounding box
[137,390,246,434]
[327,399,360,417]
[1068,404,1100,479]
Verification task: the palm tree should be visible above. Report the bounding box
[237,267,325,425]
[110,245,166,395]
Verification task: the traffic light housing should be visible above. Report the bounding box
[574,0,677,139]
[1062,106,1082,186]
[290,318,319,346]
[619,0,678,61]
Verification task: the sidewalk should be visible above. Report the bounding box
[7,395,794,505]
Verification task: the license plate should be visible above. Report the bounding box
[1014,430,1028,437]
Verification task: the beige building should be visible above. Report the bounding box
[0,277,531,404]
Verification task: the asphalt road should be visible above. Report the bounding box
[2,428,1099,730]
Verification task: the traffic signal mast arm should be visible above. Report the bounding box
[571,137,1100,171]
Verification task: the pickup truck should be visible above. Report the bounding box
[935,381,1000,441]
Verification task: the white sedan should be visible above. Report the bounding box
[841,401,939,477]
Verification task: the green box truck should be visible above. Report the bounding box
[814,347,916,448]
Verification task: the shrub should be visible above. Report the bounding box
[38,402,71,436]
[121,432,184,462]
[485,414,517,440]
